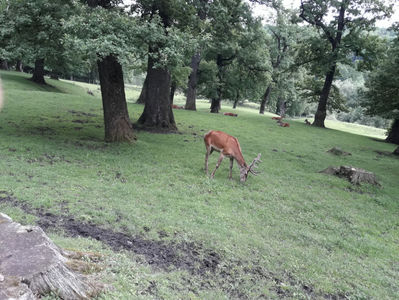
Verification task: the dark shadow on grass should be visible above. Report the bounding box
[0,72,65,94]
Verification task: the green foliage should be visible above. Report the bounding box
[298,75,348,113]
[1,0,75,72]
[361,31,399,120]
[65,3,140,65]
[198,0,271,103]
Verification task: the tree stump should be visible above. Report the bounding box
[319,166,380,186]
[0,213,103,299]
[326,147,351,156]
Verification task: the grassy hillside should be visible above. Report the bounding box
[1,70,398,299]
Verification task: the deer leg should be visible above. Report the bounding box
[211,153,224,178]
[229,157,234,179]
[205,147,213,174]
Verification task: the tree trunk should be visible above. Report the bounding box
[210,98,220,113]
[0,60,8,70]
[185,52,201,110]
[0,213,102,299]
[233,89,240,109]
[136,74,148,104]
[259,85,272,114]
[50,72,59,80]
[97,55,135,142]
[170,81,176,105]
[15,60,23,72]
[233,99,238,109]
[137,57,177,131]
[276,99,287,116]
[386,119,399,145]
[31,59,46,84]
[313,63,337,128]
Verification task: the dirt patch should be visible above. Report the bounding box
[72,119,90,124]
[68,110,98,117]
[0,191,348,299]
[0,192,219,276]
[32,126,56,135]
[26,153,72,165]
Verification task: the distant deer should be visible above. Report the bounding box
[172,104,184,109]
[224,112,238,117]
[277,119,290,127]
[204,130,261,182]
[305,119,311,125]
[272,116,283,120]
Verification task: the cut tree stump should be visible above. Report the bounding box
[320,166,380,186]
[0,213,103,299]
[326,147,351,156]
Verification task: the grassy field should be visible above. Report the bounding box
[1,70,398,299]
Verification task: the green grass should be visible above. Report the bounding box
[1,70,398,299]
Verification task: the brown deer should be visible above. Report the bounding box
[223,112,238,117]
[204,130,261,182]
[277,119,290,127]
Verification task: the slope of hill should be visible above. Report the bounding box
[1,70,398,299]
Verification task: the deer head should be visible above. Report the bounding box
[240,153,262,182]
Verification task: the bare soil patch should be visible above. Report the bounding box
[0,191,346,299]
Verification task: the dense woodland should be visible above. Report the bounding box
[0,0,398,144]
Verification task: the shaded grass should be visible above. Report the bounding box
[1,70,398,299]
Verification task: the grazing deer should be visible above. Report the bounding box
[204,130,261,182]
[272,116,283,120]
[172,104,184,109]
[223,112,238,117]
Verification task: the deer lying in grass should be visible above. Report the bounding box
[223,112,238,117]
[277,119,290,127]
[204,130,261,182]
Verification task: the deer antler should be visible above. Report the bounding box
[248,153,262,175]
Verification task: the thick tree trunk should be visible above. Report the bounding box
[386,119,399,145]
[136,75,148,104]
[0,60,8,70]
[137,57,177,131]
[276,99,287,116]
[15,60,23,72]
[313,63,336,128]
[97,55,135,142]
[31,59,46,84]
[50,72,59,80]
[0,213,101,299]
[259,85,271,114]
[210,98,220,113]
[232,90,240,109]
[170,81,176,105]
[185,52,201,110]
